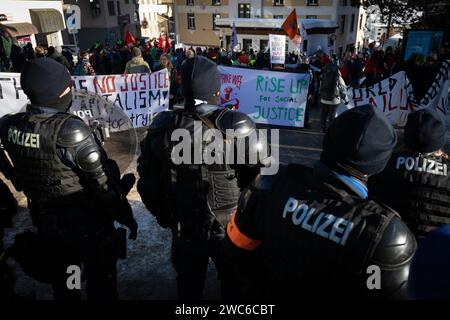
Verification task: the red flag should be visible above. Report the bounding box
[158,33,165,52]
[281,9,299,40]
[165,33,172,51]
[124,31,136,46]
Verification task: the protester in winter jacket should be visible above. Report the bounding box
[124,47,151,74]
[73,50,96,76]
[319,62,349,132]
[50,46,71,71]
[159,53,178,109]
[34,46,46,58]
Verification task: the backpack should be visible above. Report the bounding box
[73,60,88,76]
[320,63,340,101]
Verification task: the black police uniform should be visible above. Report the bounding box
[0,104,135,300]
[225,163,417,299]
[369,152,450,239]
[0,177,17,300]
[137,104,265,299]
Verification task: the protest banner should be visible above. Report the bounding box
[0,69,170,128]
[340,71,413,126]
[339,60,450,126]
[415,60,449,120]
[218,66,310,127]
[72,69,170,127]
[269,34,286,66]
[0,73,29,116]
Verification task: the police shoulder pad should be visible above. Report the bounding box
[196,104,221,117]
[252,173,277,191]
[57,116,91,147]
[148,111,175,132]
[371,217,417,267]
[215,109,256,138]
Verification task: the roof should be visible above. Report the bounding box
[215,18,338,30]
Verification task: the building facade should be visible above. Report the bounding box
[138,0,174,40]
[174,0,365,55]
[0,0,66,47]
[62,0,140,50]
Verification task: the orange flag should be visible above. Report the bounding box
[281,9,299,40]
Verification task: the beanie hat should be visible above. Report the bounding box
[20,58,72,105]
[408,224,450,299]
[321,104,397,176]
[132,47,142,57]
[404,108,447,153]
[181,56,221,108]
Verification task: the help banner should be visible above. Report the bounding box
[0,69,170,127]
[218,66,310,127]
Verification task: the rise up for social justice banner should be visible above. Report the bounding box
[0,69,170,128]
[218,66,310,127]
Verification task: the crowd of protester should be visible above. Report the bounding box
[1,36,449,109]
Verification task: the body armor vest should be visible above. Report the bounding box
[163,110,241,240]
[369,152,450,239]
[262,164,397,298]
[1,112,84,202]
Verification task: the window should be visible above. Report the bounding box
[273,15,284,19]
[107,1,116,16]
[303,39,308,52]
[238,3,251,18]
[125,0,129,3]
[350,14,355,32]
[359,14,363,30]
[307,0,318,5]
[212,0,221,5]
[306,15,317,19]
[274,0,284,6]
[187,0,194,5]
[340,15,346,34]
[213,14,220,30]
[117,1,121,16]
[243,39,252,51]
[341,0,347,5]
[187,13,195,30]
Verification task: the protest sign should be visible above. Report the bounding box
[269,34,286,66]
[403,29,444,62]
[0,69,170,128]
[218,66,310,127]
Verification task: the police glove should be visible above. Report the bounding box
[116,198,138,240]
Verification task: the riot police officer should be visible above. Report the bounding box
[223,104,417,299]
[369,108,449,239]
[0,58,137,300]
[137,56,269,299]
[0,177,17,300]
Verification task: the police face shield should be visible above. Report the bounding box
[70,89,138,174]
